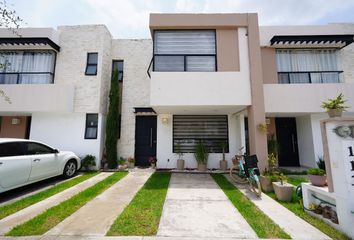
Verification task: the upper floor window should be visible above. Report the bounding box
[0,51,55,84]
[153,30,216,72]
[85,53,98,75]
[112,60,123,81]
[276,49,341,84]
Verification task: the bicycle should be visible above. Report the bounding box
[229,147,262,197]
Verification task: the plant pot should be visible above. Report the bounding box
[272,182,293,202]
[128,162,135,169]
[260,176,274,192]
[327,109,342,118]
[177,159,185,170]
[219,160,227,171]
[308,174,327,187]
[151,163,156,169]
[197,163,207,172]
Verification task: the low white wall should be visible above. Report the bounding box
[156,114,244,169]
[29,112,104,167]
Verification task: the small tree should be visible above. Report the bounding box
[105,70,119,168]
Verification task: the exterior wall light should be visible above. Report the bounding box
[11,117,21,125]
[161,115,169,124]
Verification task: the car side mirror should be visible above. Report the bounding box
[53,149,59,154]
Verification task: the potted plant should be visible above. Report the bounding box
[260,153,278,192]
[149,156,157,169]
[127,156,135,169]
[219,141,228,171]
[307,168,326,187]
[194,141,209,171]
[321,93,350,118]
[81,154,96,171]
[272,173,293,202]
[175,143,185,171]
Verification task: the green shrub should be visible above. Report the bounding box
[194,141,209,164]
[307,168,325,176]
[105,70,120,169]
[81,155,96,170]
[317,156,326,172]
[321,93,349,111]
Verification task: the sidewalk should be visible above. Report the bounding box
[157,173,257,239]
[0,172,113,235]
[45,172,152,236]
[225,175,330,240]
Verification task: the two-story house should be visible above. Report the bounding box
[1,13,354,170]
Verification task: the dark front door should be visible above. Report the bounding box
[275,117,300,167]
[135,116,157,166]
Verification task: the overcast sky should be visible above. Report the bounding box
[11,0,354,38]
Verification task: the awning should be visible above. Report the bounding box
[0,37,60,51]
[270,35,354,48]
[134,107,156,113]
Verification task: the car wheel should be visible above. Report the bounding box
[63,160,77,178]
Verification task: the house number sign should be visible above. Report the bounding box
[341,138,354,213]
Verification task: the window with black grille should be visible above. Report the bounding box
[173,115,229,153]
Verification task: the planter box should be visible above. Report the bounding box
[308,174,327,187]
[219,160,227,171]
[260,176,274,192]
[327,109,342,118]
[198,163,207,172]
[273,182,293,202]
[177,159,185,170]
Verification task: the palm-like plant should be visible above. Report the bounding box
[321,93,350,111]
[194,141,209,164]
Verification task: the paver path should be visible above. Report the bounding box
[157,173,257,239]
[0,172,112,235]
[45,171,152,236]
[225,175,331,240]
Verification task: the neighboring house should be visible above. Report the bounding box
[0,13,354,169]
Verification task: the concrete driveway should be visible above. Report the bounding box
[157,173,257,239]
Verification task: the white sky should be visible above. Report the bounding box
[11,0,354,39]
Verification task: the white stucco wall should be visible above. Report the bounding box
[156,114,244,169]
[296,116,316,168]
[29,112,104,167]
[112,39,152,159]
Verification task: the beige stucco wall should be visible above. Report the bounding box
[216,29,240,71]
[112,39,152,159]
[0,116,28,138]
[55,25,112,114]
[261,47,278,84]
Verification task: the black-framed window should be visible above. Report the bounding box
[112,60,124,81]
[153,30,216,72]
[173,115,229,153]
[85,53,98,75]
[0,50,56,84]
[85,114,98,139]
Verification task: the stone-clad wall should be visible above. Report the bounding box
[111,39,153,159]
[55,25,112,113]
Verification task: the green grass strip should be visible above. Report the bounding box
[7,172,127,236]
[0,172,98,220]
[287,176,308,186]
[212,174,291,239]
[266,191,350,240]
[107,172,171,236]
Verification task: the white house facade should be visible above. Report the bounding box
[1,14,354,170]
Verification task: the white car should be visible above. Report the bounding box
[0,138,81,193]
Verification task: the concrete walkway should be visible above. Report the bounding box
[157,173,257,239]
[0,172,113,235]
[225,175,331,240]
[45,172,152,236]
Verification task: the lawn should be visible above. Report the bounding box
[287,176,308,186]
[266,191,350,240]
[107,172,171,236]
[212,174,290,239]
[7,172,127,236]
[0,172,98,220]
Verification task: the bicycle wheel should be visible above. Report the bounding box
[249,178,262,197]
[229,165,248,184]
